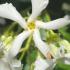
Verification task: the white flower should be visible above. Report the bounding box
[0,0,69,58]
[64,53,70,64]
[34,58,48,70]
[59,40,70,65]
[34,44,70,70]
[34,56,56,70]
[0,58,22,70]
[0,33,26,70]
[34,55,70,70]
[36,15,70,30]
[59,39,70,53]
[49,43,70,66]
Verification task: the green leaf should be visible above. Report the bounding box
[26,48,37,64]
[54,59,70,70]
[59,25,70,42]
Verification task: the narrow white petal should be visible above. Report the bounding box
[60,40,70,53]
[46,59,56,70]
[64,59,70,65]
[0,60,10,70]
[0,3,27,29]
[34,58,50,70]
[65,53,70,59]
[49,44,58,58]
[28,0,49,22]
[33,29,50,57]
[10,59,22,70]
[55,46,65,59]
[36,16,70,30]
[64,53,70,65]
[34,57,56,70]
[8,31,31,58]
[10,59,21,67]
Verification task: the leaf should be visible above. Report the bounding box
[59,25,70,42]
[54,59,70,70]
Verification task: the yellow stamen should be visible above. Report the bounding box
[27,21,35,30]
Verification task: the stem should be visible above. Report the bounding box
[19,35,32,60]
[4,22,17,35]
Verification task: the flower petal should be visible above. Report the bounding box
[64,58,70,65]
[60,40,70,53]
[49,44,58,58]
[28,0,49,22]
[55,46,65,59]
[36,16,70,30]
[10,59,22,70]
[7,31,31,58]
[0,60,10,70]
[33,29,50,58]
[64,53,70,65]
[0,3,27,29]
[34,57,55,70]
[34,58,49,70]
[65,53,70,59]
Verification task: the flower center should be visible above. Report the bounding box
[27,21,35,30]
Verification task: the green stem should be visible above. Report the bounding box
[19,35,32,60]
[4,22,17,35]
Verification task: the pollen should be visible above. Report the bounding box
[27,21,36,30]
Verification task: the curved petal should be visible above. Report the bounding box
[49,44,58,58]
[28,0,49,22]
[0,3,27,29]
[0,60,10,70]
[34,57,56,70]
[36,16,70,30]
[55,46,65,59]
[64,53,70,65]
[10,59,22,70]
[34,58,50,70]
[60,40,70,53]
[7,30,31,58]
[65,53,70,59]
[33,29,50,58]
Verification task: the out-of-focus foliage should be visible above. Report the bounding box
[59,25,70,42]
[54,59,70,70]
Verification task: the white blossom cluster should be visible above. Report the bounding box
[0,0,70,70]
